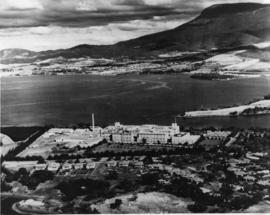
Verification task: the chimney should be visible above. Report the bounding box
[92,113,95,131]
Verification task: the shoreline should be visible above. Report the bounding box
[183,99,270,118]
[1,71,269,79]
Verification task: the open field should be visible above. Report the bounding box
[17,128,102,159]
[92,192,193,213]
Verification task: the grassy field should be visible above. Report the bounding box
[92,142,181,154]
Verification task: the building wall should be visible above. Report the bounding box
[121,134,134,144]
[112,134,122,143]
[172,133,200,145]
[138,133,168,144]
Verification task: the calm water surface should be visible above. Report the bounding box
[1,196,26,215]
[1,74,270,128]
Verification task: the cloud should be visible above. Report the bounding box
[0,0,43,10]
[0,15,189,51]
[0,0,199,28]
[1,0,268,28]
[28,26,52,35]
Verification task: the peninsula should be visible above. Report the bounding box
[183,98,270,118]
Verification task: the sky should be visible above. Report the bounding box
[0,0,269,51]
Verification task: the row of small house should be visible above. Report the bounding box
[32,160,145,173]
[2,156,149,172]
[3,159,197,176]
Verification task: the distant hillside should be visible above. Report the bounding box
[1,3,270,63]
[0,49,36,63]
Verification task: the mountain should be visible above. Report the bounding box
[1,3,270,63]
[117,3,270,52]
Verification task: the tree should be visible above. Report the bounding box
[141,173,159,186]
[220,183,234,200]
[18,170,55,190]
[117,179,135,192]
[37,157,46,163]
[143,155,153,164]
[31,170,54,182]
[230,111,238,117]
[58,178,110,201]
[187,202,207,212]
[110,199,122,209]
[1,181,12,192]
[106,171,118,180]
[18,168,28,176]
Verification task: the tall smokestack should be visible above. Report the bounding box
[92,113,95,131]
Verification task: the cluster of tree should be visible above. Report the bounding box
[264,94,270,100]
[164,177,202,199]
[4,155,45,162]
[61,202,99,214]
[237,134,270,153]
[52,145,206,161]
[3,167,54,190]
[140,68,182,75]
[227,193,264,210]
[57,178,110,201]
[241,107,270,116]
[190,73,234,80]
[90,146,205,157]
[163,177,230,209]
[165,174,264,212]
[47,146,204,160]
[1,181,12,192]
[187,203,207,212]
